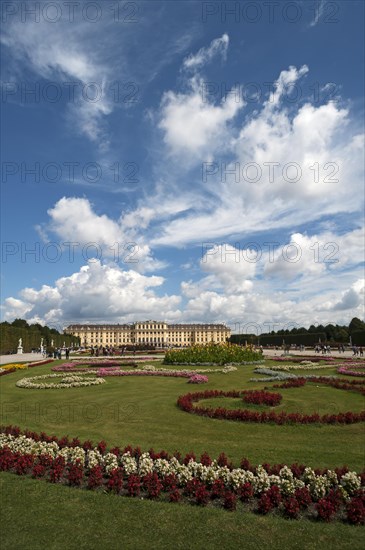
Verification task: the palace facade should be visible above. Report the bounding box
[64,321,231,348]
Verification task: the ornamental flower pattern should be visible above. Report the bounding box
[16,372,105,389]
[177,379,365,425]
[0,426,363,524]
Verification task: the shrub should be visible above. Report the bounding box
[164,342,261,365]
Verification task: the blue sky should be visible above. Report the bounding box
[1,0,364,333]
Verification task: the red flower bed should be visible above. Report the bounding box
[0,368,16,377]
[243,390,282,407]
[28,359,54,368]
[1,425,364,524]
[177,378,365,425]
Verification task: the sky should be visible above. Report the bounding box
[1,0,364,334]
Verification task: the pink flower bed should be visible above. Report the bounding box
[272,356,335,363]
[188,374,209,384]
[337,363,365,378]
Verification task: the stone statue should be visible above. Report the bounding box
[17,338,23,354]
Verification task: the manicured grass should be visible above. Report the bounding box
[0,360,364,469]
[1,473,364,550]
[198,385,365,415]
[1,358,364,548]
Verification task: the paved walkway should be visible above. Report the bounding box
[262,349,356,359]
[0,353,45,365]
[1,350,360,366]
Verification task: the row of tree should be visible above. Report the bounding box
[0,319,80,354]
[230,318,365,347]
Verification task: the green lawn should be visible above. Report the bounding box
[1,473,364,550]
[0,359,364,549]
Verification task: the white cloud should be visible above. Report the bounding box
[159,79,244,158]
[309,0,326,27]
[183,33,229,71]
[200,243,255,292]
[153,65,363,247]
[1,17,114,148]
[331,279,364,311]
[45,197,166,272]
[2,261,181,325]
[264,228,365,281]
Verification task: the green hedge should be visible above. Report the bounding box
[163,342,262,365]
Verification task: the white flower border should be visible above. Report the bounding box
[16,372,104,389]
[0,432,361,501]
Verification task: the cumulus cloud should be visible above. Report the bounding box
[200,243,255,292]
[45,197,166,272]
[159,80,244,158]
[2,261,181,325]
[153,64,363,246]
[264,228,365,281]
[331,279,364,311]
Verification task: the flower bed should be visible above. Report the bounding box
[0,426,363,524]
[271,356,335,363]
[188,375,209,384]
[268,362,337,372]
[16,372,104,390]
[250,367,339,382]
[164,343,262,365]
[28,359,54,367]
[52,365,100,373]
[177,379,365,425]
[337,363,365,378]
[243,390,282,407]
[0,359,54,377]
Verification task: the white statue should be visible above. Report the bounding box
[17,338,23,354]
[51,339,54,347]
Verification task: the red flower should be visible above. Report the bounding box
[283,497,300,519]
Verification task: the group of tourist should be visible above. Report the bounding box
[352,346,364,356]
[51,348,70,360]
[314,345,332,354]
[89,346,127,357]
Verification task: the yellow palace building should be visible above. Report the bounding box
[64,321,231,348]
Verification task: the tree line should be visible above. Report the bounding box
[229,318,365,347]
[0,319,80,354]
